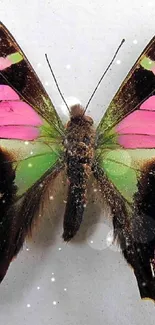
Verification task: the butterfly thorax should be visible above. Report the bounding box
[65,105,95,174]
[62,105,95,240]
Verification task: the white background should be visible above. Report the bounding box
[0,0,155,324]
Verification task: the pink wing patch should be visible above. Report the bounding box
[140,96,155,110]
[0,126,40,140]
[116,96,155,148]
[0,57,12,70]
[0,85,19,100]
[0,85,42,140]
[118,134,155,149]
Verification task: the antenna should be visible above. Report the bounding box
[45,54,70,113]
[84,39,125,114]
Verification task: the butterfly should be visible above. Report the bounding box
[0,22,155,301]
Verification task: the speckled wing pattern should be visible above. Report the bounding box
[0,22,65,281]
[94,36,155,300]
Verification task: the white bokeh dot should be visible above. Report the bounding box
[116,59,121,65]
[27,304,31,308]
[53,301,57,306]
[66,64,71,69]
[106,231,113,246]
[51,277,56,282]
[142,282,146,287]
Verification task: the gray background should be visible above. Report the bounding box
[0,0,155,324]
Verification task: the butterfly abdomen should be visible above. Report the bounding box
[63,105,95,241]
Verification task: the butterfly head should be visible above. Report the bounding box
[70,104,93,124]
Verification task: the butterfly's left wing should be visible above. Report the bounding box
[0,23,66,282]
[94,37,155,301]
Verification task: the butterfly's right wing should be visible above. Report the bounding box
[0,21,64,133]
[0,146,65,282]
[0,101,65,283]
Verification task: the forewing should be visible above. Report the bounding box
[97,36,155,137]
[0,22,65,195]
[0,21,64,134]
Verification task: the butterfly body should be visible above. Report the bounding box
[1,22,155,301]
[63,104,95,240]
